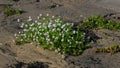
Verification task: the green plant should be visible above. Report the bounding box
[78,16,105,30]
[95,45,120,54]
[78,16,120,30]
[4,3,22,16]
[105,20,120,30]
[15,15,91,56]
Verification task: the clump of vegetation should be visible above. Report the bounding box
[95,45,120,54]
[78,16,120,30]
[15,14,91,56]
[4,3,23,16]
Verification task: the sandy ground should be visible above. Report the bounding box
[0,0,120,68]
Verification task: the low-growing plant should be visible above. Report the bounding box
[78,16,120,30]
[95,45,120,54]
[15,14,91,56]
[4,3,23,16]
[105,20,120,30]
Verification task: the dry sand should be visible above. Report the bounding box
[0,0,120,68]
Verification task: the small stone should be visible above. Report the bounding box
[36,0,40,2]
[80,15,83,17]
[62,55,65,59]
[55,50,58,53]
[17,19,20,22]
[0,43,3,46]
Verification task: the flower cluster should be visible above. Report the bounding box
[16,14,91,55]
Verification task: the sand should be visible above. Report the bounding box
[0,0,120,68]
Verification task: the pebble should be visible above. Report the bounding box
[0,43,3,46]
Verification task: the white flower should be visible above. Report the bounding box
[52,29,55,31]
[46,32,49,34]
[57,28,60,31]
[71,37,73,39]
[76,41,78,44]
[20,23,24,28]
[49,22,52,25]
[23,29,28,32]
[50,42,53,44]
[61,24,65,28]
[32,28,35,31]
[36,36,38,39]
[52,16,55,18]
[55,37,58,40]
[66,29,69,32]
[42,23,46,27]
[55,50,58,53]
[33,38,35,41]
[20,39,23,41]
[39,14,42,17]
[53,24,56,27]
[30,42,33,44]
[24,36,27,39]
[57,48,60,51]
[66,23,70,26]
[59,33,62,36]
[39,33,42,35]
[35,20,37,23]
[62,55,65,59]
[61,39,64,42]
[38,23,41,25]
[63,28,66,32]
[62,34,64,37]
[44,33,48,36]
[46,13,49,16]
[29,27,32,30]
[83,33,85,35]
[25,24,28,27]
[46,38,50,41]
[48,23,51,28]
[28,16,32,21]
[30,23,34,26]
[79,42,82,44]
[19,32,21,34]
[58,23,61,26]
[43,18,45,20]
[47,39,50,42]
[55,18,60,22]
[73,30,76,34]
[69,42,72,44]
[21,34,26,36]
[52,36,55,38]
[67,40,70,42]
[47,35,50,38]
